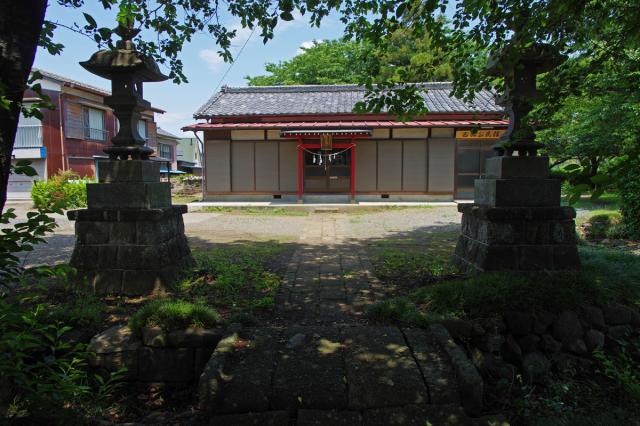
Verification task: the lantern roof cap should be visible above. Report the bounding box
[486,42,565,77]
[80,24,169,82]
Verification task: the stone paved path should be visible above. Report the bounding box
[274,213,387,325]
[200,213,480,425]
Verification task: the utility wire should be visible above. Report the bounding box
[211,26,257,93]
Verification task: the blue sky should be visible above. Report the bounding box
[35,2,346,138]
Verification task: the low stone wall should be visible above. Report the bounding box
[88,325,225,383]
[438,303,640,386]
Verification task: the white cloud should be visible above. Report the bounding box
[199,49,225,71]
[155,111,193,138]
[296,39,322,55]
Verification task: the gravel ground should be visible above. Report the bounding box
[5,202,461,267]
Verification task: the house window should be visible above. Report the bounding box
[159,143,173,160]
[137,120,148,141]
[82,107,106,141]
[15,103,43,148]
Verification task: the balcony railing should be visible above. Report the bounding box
[15,125,43,148]
[84,127,109,141]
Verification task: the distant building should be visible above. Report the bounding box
[184,83,508,202]
[176,137,202,175]
[155,127,180,174]
[9,69,163,199]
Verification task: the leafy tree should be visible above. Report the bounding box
[246,39,375,85]
[373,28,453,83]
[246,31,453,86]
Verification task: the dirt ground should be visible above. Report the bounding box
[6,202,461,267]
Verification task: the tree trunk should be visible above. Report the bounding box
[0,0,48,214]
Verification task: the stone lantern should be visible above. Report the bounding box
[453,43,580,271]
[67,24,195,295]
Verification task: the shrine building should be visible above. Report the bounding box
[183,83,508,202]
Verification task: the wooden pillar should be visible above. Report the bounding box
[297,137,303,202]
[350,136,356,201]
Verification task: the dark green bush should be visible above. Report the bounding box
[411,246,640,318]
[617,154,640,239]
[0,300,124,420]
[586,211,622,239]
[366,297,429,326]
[129,299,220,335]
[31,170,89,210]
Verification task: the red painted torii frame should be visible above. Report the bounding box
[286,134,369,202]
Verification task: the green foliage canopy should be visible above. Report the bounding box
[246,30,453,86]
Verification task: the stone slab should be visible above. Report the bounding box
[271,326,347,413]
[485,156,550,179]
[403,328,459,405]
[457,204,575,221]
[429,324,483,416]
[67,205,188,222]
[97,160,161,183]
[297,409,362,426]
[343,326,428,410]
[138,347,194,382]
[362,404,472,426]
[208,411,289,426]
[87,181,171,209]
[199,329,277,414]
[474,178,561,207]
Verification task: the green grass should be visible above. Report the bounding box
[172,194,200,204]
[564,192,621,211]
[194,206,308,216]
[532,411,640,426]
[177,243,287,313]
[47,292,105,329]
[129,299,220,335]
[367,231,458,286]
[409,246,640,319]
[366,297,434,327]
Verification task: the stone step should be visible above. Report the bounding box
[198,325,480,422]
[209,405,474,425]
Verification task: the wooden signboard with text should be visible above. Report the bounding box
[320,134,333,150]
[455,129,506,139]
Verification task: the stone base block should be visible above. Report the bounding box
[97,160,161,183]
[68,205,195,295]
[87,181,171,209]
[454,204,580,271]
[485,156,550,179]
[475,178,561,207]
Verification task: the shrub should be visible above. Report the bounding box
[616,153,640,239]
[129,299,220,335]
[31,170,89,210]
[593,338,640,401]
[366,297,429,326]
[0,301,124,419]
[411,246,640,318]
[585,211,622,239]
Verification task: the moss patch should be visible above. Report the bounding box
[129,299,220,335]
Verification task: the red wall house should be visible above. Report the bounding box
[9,69,162,198]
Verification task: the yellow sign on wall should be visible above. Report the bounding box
[455,129,506,139]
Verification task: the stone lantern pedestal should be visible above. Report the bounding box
[454,156,580,271]
[68,161,194,295]
[66,24,195,295]
[454,42,580,272]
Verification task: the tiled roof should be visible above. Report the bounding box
[157,127,180,139]
[32,68,111,96]
[31,68,166,113]
[194,83,502,118]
